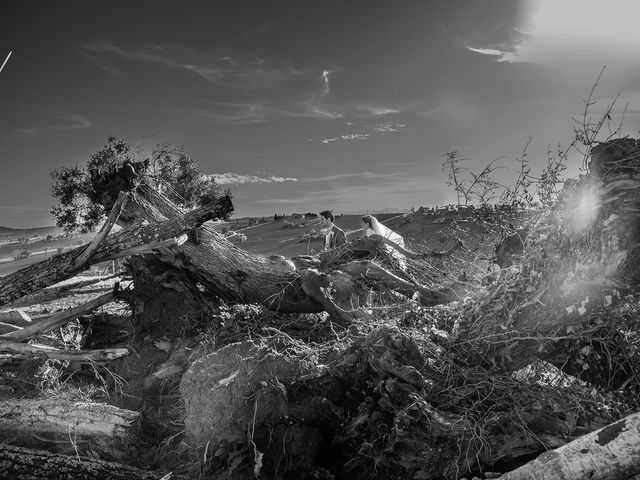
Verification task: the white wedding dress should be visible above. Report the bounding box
[365,217,407,270]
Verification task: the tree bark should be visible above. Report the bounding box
[123,185,448,315]
[0,198,226,307]
[0,340,128,362]
[0,398,139,441]
[498,412,640,480]
[1,291,117,342]
[0,443,160,480]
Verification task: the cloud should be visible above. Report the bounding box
[207,173,298,185]
[466,47,521,63]
[301,171,396,182]
[182,102,268,125]
[356,105,401,116]
[373,123,407,134]
[321,133,369,144]
[84,53,122,76]
[299,68,344,119]
[316,122,407,144]
[463,1,640,69]
[83,40,305,89]
[19,113,92,135]
[417,107,442,117]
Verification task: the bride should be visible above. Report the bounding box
[360,215,408,270]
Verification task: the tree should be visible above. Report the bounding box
[50,136,232,233]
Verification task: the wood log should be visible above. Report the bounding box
[73,191,129,269]
[0,443,160,480]
[6,274,119,309]
[0,398,139,441]
[1,291,117,342]
[0,340,128,362]
[122,186,449,314]
[499,412,640,480]
[0,198,226,307]
[0,309,32,325]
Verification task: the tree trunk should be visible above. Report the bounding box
[0,198,226,307]
[499,412,640,480]
[0,399,140,460]
[0,443,161,480]
[0,340,128,362]
[122,185,448,315]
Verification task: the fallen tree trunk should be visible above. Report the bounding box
[0,398,140,457]
[0,443,160,480]
[0,198,226,307]
[499,411,640,480]
[0,340,128,362]
[123,185,449,315]
[1,291,118,342]
[6,274,120,309]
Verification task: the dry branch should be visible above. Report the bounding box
[6,274,119,309]
[1,291,116,342]
[0,340,128,362]
[0,198,226,306]
[73,191,129,269]
[0,309,32,324]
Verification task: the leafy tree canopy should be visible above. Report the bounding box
[51,136,232,232]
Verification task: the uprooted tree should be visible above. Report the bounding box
[2,135,640,479]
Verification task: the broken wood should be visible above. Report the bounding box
[120,188,450,316]
[1,291,116,342]
[0,443,161,480]
[0,198,226,306]
[0,398,139,442]
[0,340,128,362]
[499,411,640,480]
[6,274,119,309]
[73,191,129,269]
[0,309,32,325]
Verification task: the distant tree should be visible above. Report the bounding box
[50,137,233,233]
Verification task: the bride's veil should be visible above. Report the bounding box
[370,216,405,249]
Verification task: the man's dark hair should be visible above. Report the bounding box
[319,210,334,222]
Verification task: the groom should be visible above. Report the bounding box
[319,210,346,250]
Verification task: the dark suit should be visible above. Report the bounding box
[323,224,346,250]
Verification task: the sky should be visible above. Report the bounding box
[2,0,640,227]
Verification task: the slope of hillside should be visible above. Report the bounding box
[239,214,402,257]
[237,211,494,258]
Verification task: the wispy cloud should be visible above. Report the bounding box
[373,123,407,134]
[356,105,401,116]
[301,171,396,182]
[321,133,369,144]
[466,46,521,63]
[300,68,343,118]
[19,113,92,135]
[83,40,305,89]
[417,107,442,117]
[316,122,408,144]
[182,102,268,125]
[206,173,298,185]
[84,53,122,76]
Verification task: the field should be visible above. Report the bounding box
[0,234,93,277]
[237,212,460,257]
